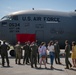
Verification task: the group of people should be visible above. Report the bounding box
[14,41,38,68]
[0,40,76,69]
[14,40,61,69]
[38,41,61,69]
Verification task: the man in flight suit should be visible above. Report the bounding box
[0,41,1,54]
[65,40,72,69]
[54,40,61,64]
[0,41,10,67]
[14,41,22,65]
[23,42,30,64]
[30,42,38,68]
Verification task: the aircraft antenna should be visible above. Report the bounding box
[32,8,34,10]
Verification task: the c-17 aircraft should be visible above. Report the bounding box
[0,9,76,49]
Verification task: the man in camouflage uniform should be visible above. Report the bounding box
[14,41,22,64]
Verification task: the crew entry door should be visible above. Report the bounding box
[36,30,44,43]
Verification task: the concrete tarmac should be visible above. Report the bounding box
[0,58,76,75]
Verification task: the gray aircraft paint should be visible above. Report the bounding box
[0,10,76,48]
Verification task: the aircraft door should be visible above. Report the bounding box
[36,30,44,43]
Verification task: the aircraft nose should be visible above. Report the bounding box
[0,20,2,26]
[0,21,1,26]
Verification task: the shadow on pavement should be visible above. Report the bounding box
[1,66,13,68]
[35,67,64,71]
[69,68,76,71]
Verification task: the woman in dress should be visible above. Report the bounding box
[71,41,76,67]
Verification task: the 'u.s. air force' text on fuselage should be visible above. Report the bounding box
[22,16,60,22]
[8,16,60,27]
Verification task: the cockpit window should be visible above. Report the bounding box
[11,16,18,20]
[1,16,12,20]
[1,15,18,21]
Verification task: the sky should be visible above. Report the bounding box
[0,0,76,18]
